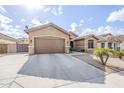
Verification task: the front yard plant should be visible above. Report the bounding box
[94,48,111,65]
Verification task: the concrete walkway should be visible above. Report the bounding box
[60,71,124,88]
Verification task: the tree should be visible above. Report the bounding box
[94,48,111,65]
[24,25,28,32]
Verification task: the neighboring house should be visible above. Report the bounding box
[17,38,29,52]
[0,33,17,53]
[26,23,70,54]
[120,41,124,50]
[97,33,124,51]
[68,31,78,48]
[116,35,124,50]
[73,34,99,52]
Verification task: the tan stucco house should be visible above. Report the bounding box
[97,33,124,51]
[73,34,99,52]
[27,23,70,54]
[68,31,78,49]
[0,33,17,53]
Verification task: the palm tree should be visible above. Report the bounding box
[94,48,111,65]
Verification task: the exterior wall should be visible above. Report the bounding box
[97,42,101,48]
[97,42,108,48]
[0,39,17,53]
[74,39,85,51]
[69,33,77,41]
[97,42,120,50]
[84,37,97,52]
[7,44,17,53]
[74,37,97,52]
[28,26,70,54]
[120,41,124,50]
[17,38,29,44]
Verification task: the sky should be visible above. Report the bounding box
[0,5,124,38]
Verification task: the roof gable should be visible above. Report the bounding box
[27,23,70,36]
[0,33,16,41]
[68,31,78,37]
[74,34,99,41]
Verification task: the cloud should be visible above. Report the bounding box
[43,7,51,12]
[0,13,27,38]
[31,18,41,26]
[0,6,7,13]
[31,17,49,27]
[81,25,124,36]
[79,19,84,26]
[69,19,84,33]
[20,18,26,22]
[107,8,124,22]
[45,6,63,16]
[70,22,78,31]
[0,14,12,24]
[15,25,21,29]
[51,8,58,16]
[58,6,63,15]
[25,5,63,16]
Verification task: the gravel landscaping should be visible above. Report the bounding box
[72,53,124,74]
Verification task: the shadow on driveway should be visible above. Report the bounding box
[18,54,106,83]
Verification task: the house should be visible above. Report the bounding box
[17,38,29,52]
[96,33,124,51]
[27,23,70,54]
[73,34,99,52]
[0,33,17,53]
[116,35,124,50]
[68,31,78,48]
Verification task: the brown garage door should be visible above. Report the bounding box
[34,37,65,54]
[0,44,7,53]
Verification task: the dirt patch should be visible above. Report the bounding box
[73,53,124,74]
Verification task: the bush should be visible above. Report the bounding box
[115,51,124,60]
[81,49,85,52]
[94,48,111,65]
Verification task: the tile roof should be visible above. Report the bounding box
[97,33,124,42]
[74,34,99,40]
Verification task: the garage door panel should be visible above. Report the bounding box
[35,37,65,54]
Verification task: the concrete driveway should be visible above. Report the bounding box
[17,54,105,87]
[1,53,124,88]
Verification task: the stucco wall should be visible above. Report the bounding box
[74,37,97,52]
[84,37,97,52]
[69,33,77,41]
[7,44,17,53]
[120,41,124,50]
[74,39,85,51]
[97,42,120,50]
[28,26,70,54]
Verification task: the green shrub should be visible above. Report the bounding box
[94,48,111,65]
[115,51,124,60]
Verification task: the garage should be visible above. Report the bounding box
[0,44,7,53]
[34,37,65,54]
[27,23,70,55]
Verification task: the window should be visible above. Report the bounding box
[108,42,112,49]
[88,40,94,48]
[101,43,105,48]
